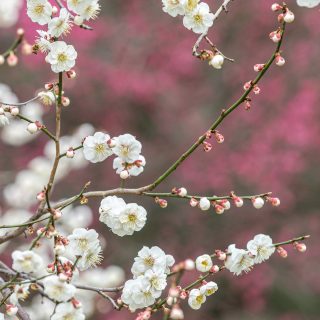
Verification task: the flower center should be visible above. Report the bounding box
[34,5,44,15]
[57,53,68,63]
[196,294,204,304]
[144,256,155,267]
[128,213,137,223]
[78,238,88,250]
[95,143,106,153]
[186,0,199,11]
[201,260,208,267]
[194,14,203,24]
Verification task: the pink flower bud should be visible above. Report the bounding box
[277,246,288,258]
[284,11,295,23]
[156,198,168,208]
[45,83,54,90]
[66,148,75,158]
[219,199,231,210]
[62,96,70,107]
[6,304,18,316]
[294,242,307,253]
[254,64,265,72]
[66,69,77,79]
[253,85,261,95]
[215,250,227,260]
[205,130,212,139]
[214,204,224,214]
[233,196,244,207]
[71,298,82,309]
[203,141,212,152]
[214,131,224,143]
[17,28,25,36]
[243,81,252,90]
[269,31,281,43]
[278,13,284,23]
[189,197,198,207]
[52,209,62,220]
[180,290,188,300]
[184,259,195,270]
[275,55,285,66]
[268,197,281,206]
[271,3,282,11]
[245,100,251,110]
[7,52,18,67]
[169,287,180,298]
[37,191,45,201]
[210,265,220,273]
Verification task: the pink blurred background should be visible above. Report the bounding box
[0,1,320,319]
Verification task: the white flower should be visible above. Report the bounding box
[183,3,214,34]
[113,155,146,177]
[99,195,126,226]
[51,302,85,320]
[199,197,211,210]
[209,54,224,69]
[67,228,100,256]
[297,0,320,8]
[121,278,155,312]
[195,254,212,272]
[27,0,53,25]
[82,132,113,163]
[247,234,275,264]
[43,275,76,302]
[12,250,43,274]
[182,0,200,14]
[0,115,9,127]
[45,41,77,73]
[131,246,175,277]
[76,241,103,271]
[188,287,206,310]
[224,244,254,276]
[162,0,186,17]
[142,269,167,297]
[35,30,52,53]
[48,8,71,37]
[76,0,100,20]
[201,281,218,296]
[38,91,55,106]
[113,134,142,163]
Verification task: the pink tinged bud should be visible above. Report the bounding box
[184,259,195,271]
[277,246,288,258]
[220,199,231,210]
[205,130,212,139]
[294,242,307,253]
[37,191,45,201]
[233,196,244,207]
[252,197,265,209]
[27,122,38,134]
[199,197,211,211]
[268,197,280,206]
[47,263,55,273]
[169,287,180,298]
[170,306,184,320]
[210,265,220,273]
[107,138,116,148]
[180,291,188,300]
[45,83,54,90]
[245,100,251,110]
[253,85,261,95]
[203,141,212,152]
[216,250,227,261]
[0,55,4,65]
[189,197,198,207]
[17,28,25,36]
[52,6,58,15]
[275,55,285,66]
[243,81,252,90]
[278,13,284,23]
[7,52,18,67]
[271,3,282,11]
[71,298,82,309]
[156,198,168,208]
[6,304,18,316]
[284,11,295,23]
[10,107,19,116]
[52,209,62,220]
[62,97,70,107]
[254,64,265,72]
[66,148,75,158]
[120,170,130,179]
[215,132,224,143]
[66,70,77,79]
[269,31,281,43]
[178,187,187,197]
[215,204,224,215]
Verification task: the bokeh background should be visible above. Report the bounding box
[0,1,319,319]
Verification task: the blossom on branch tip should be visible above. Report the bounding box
[12,250,43,274]
[27,0,53,25]
[247,234,275,264]
[113,133,142,163]
[48,8,72,38]
[209,54,224,69]
[43,275,76,302]
[201,281,218,296]
[188,287,206,309]
[195,254,213,272]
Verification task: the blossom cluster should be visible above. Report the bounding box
[121,246,175,311]
[83,132,146,179]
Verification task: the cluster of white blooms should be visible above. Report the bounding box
[83,132,146,179]
[162,0,214,34]
[99,196,147,236]
[296,0,320,7]
[43,275,77,302]
[121,246,175,311]
[0,0,23,28]
[225,234,275,275]
[188,281,218,310]
[67,228,103,270]
[66,0,101,25]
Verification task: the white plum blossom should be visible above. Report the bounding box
[183,3,214,34]
[76,0,101,20]
[51,302,85,320]
[12,250,43,274]
[99,195,126,226]
[183,0,200,14]
[201,281,218,296]
[76,241,103,271]
[113,134,142,163]
[67,228,100,256]
[224,244,254,276]
[82,132,113,163]
[297,0,320,7]
[43,275,76,302]
[195,254,212,272]
[48,8,72,38]
[188,287,206,310]
[131,246,174,277]
[45,41,77,73]
[38,91,55,106]
[162,0,186,17]
[35,30,52,53]
[142,269,167,296]
[113,155,146,177]
[27,0,52,26]
[121,277,155,312]
[247,234,276,264]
